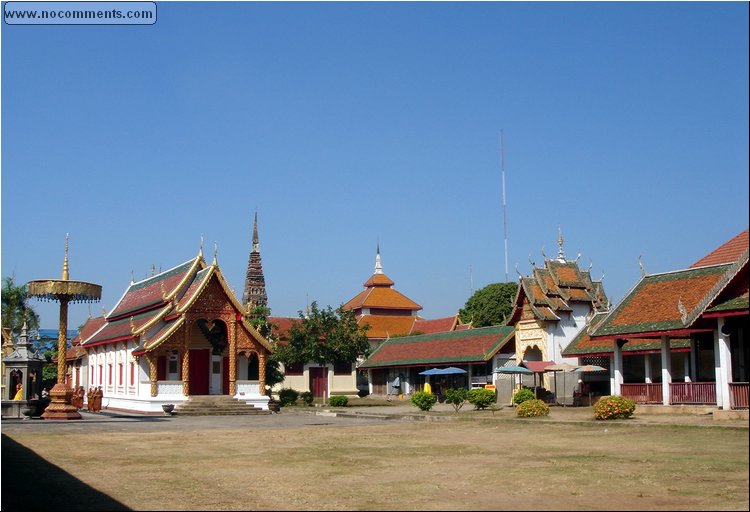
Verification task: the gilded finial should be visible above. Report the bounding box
[161,281,168,300]
[62,233,70,280]
[528,254,535,268]
[150,263,156,276]
[102,307,107,317]
[199,235,204,257]
[213,241,218,265]
[130,316,137,334]
[130,270,135,284]
[515,263,523,277]
[557,227,565,262]
[541,245,548,261]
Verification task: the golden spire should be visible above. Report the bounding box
[62,233,70,280]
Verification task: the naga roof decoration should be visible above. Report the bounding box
[80,253,271,354]
[359,325,515,369]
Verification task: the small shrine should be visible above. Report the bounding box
[1,322,48,418]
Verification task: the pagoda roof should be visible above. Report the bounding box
[359,325,515,369]
[509,256,607,325]
[343,286,422,312]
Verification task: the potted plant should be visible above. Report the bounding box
[161,403,175,415]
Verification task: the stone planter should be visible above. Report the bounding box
[161,404,175,415]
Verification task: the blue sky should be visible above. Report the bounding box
[2,2,748,331]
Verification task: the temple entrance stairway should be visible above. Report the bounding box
[174,395,271,416]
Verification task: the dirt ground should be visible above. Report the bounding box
[1,405,748,511]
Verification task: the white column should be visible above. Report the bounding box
[690,337,698,382]
[661,336,672,406]
[468,364,473,390]
[715,318,732,410]
[612,340,624,395]
[644,354,652,384]
[683,353,691,382]
[368,369,373,396]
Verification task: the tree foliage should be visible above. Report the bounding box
[459,282,518,327]
[273,302,371,367]
[244,304,284,392]
[1,275,40,335]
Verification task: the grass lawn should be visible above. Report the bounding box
[2,416,748,510]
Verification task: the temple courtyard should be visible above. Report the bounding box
[1,404,748,511]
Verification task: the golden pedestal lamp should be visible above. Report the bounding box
[28,235,101,420]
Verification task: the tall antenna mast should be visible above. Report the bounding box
[500,129,509,282]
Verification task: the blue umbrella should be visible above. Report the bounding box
[438,367,467,375]
[419,368,444,376]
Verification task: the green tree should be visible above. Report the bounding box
[1,275,40,334]
[274,301,371,371]
[459,282,518,327]
[244,304,284,393]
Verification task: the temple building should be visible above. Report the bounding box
[78,247,273,413]
[564,229,749,411]
[504,230,609,396]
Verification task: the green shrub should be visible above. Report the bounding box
[328,395,348,407]
[516,399,550,417]
[467,388,496,410]
[278,388,299,406]
[410,391,437,411]
[512,388,535,406]
[299,391,314,406]
[593,395,636,420]
[444,387,469,412]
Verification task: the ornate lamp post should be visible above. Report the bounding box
[28,235,101,420]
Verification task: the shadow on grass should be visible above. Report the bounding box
[1,434,130,511]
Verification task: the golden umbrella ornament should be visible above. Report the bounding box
[27,235,101,420]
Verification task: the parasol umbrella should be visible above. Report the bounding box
[575,364,606,372]
[419,368,444,375]
[544,363,578,406]
[494,366,533,403]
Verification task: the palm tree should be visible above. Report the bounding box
[1,275,40,335]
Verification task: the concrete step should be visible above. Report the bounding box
[174,396,272,416]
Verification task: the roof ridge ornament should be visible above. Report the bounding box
[638,255,647,277]
[199,235,204,258]
[541,245,548,261]
[213,241,218,265]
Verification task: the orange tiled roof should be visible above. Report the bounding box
[343,286,422,311]
[357,315,417,339]
[690,229,748,268]
[363,273,395,287]
[71,315,107,346]
[594,264,731,337]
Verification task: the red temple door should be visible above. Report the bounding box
[189,349,210,395]
[309,367,328,398]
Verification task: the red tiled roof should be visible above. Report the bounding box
[71,316,107,346]
[410,316,457,335]
[360,326,515,368]
[690,229,749,268]
[268,316,301,339]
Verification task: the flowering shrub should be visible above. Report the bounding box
[467,388,496,410]
[512,388,535,406]
[411,391,437,411]
[516,399,549,417]
[593,395,636,420]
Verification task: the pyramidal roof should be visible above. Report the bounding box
[342,248,422,313]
